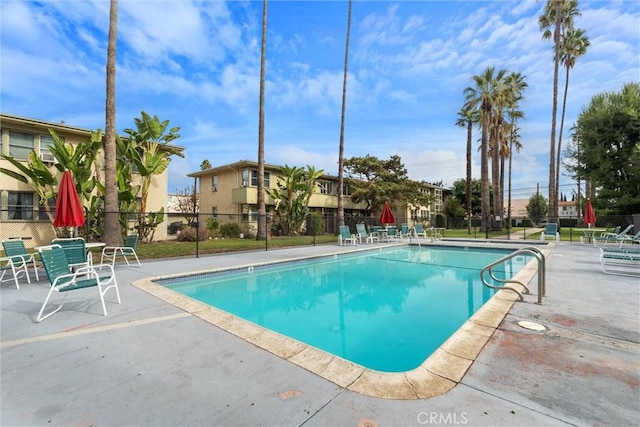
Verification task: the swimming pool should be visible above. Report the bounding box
[157,246,530,372]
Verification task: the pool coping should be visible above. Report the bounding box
[132,243,549,400]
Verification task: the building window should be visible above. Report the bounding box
[38,197,56,220]
[212,206,218,220]
[242,205,258,222]
[9,131,35,160]
[212,176,218,192]
[8,192,34,220]
[342,183,350,196]
[246,170,270,187]
[319,181,333,194]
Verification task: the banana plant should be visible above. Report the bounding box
[121,111,183,241]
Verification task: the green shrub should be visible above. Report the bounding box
[240,222,256,239]
[435,213,447,228]
[305,213,324,236]
[177,226,211,242]
[219,222,242,238]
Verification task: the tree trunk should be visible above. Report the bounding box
[256,0,268,240]
[337,0,352,228]
[480,112,490,234]
[466,120,472,234]
[555,65,570,214]
[103,0,121,246]
[548,0,561,223]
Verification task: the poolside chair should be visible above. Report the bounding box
[399,223,411,240]
[540,223,559,242]
[593,224,634,247]
[100,234,141,267]
[1,238,39,288]
[616,230,640,246]
[355,223,378,244]
[51,237,91,269]
[599,246,640,277]
[338,226,358,246]
[385,226,400,242]
[601,226,621,238]
[413,223,428,239]
[37,245,121,322]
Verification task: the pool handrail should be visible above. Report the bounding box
[480,246,546,304]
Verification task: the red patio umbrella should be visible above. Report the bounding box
[380,202,395,225]
[53,170,85,236]
[583,198,596,228]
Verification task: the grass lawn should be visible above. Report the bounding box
[97,234,339,260]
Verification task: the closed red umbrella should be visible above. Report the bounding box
[380,202,395,225]
[584,198,596,228]
[53,170,85,235]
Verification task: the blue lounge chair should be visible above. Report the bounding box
[594,224,634,247]
[413,223,428,239]
[385,226,400,242]
[355,224,378,244]
[37,245,121,322]
[599,246,640,276]
[399,224,411,240]
[338,226,358,246]
[616,230,640,246]
[540,223,559,242]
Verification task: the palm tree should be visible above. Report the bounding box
[257,0,268,240]
[200,159,211,170]
[337,0,352,229]
[504,72,527,232]
[464,66,506,233]
[539,0,580,223]
[455,105,479,233]
[103,0,120,246]
[555,26,589,207]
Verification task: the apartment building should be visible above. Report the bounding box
[188,160,446,232]
[0,113,180,245]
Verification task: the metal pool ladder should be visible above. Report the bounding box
[480,247,546,304]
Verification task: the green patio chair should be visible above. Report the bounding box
[100,234,141,267]
[51,237,91,269]
[37,245,120,322]
[1,238,39,288]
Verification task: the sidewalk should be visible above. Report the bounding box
[1,242,638,426]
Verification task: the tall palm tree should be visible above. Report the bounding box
[555,26,589,207]
[504,72,527,232]
[539,0,580,223]
[337,0,352,229]
[455,105,479,234]
[464,66,506,233]
[103,0,120,246]
[257,0,268,240]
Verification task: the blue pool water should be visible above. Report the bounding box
[160,246,530,372]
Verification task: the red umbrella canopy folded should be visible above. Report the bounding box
[380,202,395,225]
[584,198,596,227]
[53,170,85,228]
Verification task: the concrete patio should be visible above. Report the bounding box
[1,241,638,426]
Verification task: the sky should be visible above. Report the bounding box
[1,0,638,200]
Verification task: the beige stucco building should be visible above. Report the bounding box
[188,160,446,233]
[0,113,181,246]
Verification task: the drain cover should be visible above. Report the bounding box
[517,320,547,331]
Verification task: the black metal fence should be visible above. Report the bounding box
[1,209,638,255]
